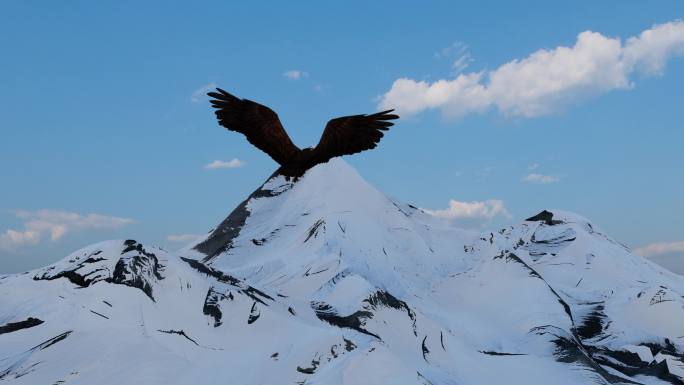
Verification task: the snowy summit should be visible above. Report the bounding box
[1,159,683,384]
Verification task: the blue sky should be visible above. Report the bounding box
[1,1,683,273]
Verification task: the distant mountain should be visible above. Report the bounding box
[1,159,683,384]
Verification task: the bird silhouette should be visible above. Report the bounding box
[207,88,398,178]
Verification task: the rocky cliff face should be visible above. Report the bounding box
[1,159,683,385]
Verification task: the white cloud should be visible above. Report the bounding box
[522,173,560,184]
[528,163,540,170]
[283,70,308,80]
[634,241,684,257]
[423,199,511,221]
[624,21,684,75]
[379,20,684,119]
[167,234,201,242]
[191,82,217,102]
[204,159,246,169]
[0,209,133,250]
[0,229,41,249]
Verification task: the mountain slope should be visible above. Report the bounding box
[1,159,683,385]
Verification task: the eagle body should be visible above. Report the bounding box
[276,147,317,177]
[207,88,398,178]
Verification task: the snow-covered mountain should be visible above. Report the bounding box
[2,159,683,385]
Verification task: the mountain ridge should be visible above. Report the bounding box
[1,159,683,385]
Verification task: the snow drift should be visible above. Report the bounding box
[1,159,683,385]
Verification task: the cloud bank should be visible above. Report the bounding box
[0,209,133,250]
[423,199,510,228]
[635,241,684,257]
[379,20,684,119]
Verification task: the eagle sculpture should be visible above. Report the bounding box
[207,88,398,178]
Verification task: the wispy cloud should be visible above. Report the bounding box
[635,241,684,257]
[0,209,133,250]
[191,82,217,102]
[423,199,511,228]
[435,41,473,73]
[522,173,560,184]
[204,159,246,169]
[167,234,201,243]
[283,70,308,80]
[380,20,684,119]
[528,163,540,170]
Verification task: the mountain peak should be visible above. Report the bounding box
[190,158,398,262]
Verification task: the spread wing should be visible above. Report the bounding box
[207,88,300,166]
[311,109,398,164]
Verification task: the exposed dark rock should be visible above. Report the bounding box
[251,238,266,246]
[248,302,260,324]
[34,241,165,302]
[479,351,527,356]
[343,337,356,352]
[181,257,240,285]
[574,304,606,340]
[0,331,71,380]
[157,329,199,346]
[89,310,109,319]
[337,220,346,234]
[364,290,407,311]
[392,201,412,217]
[532,327,639,384]
[194,171,291,261]
[304,219,326,243]
[181,257,273,305]
[537,325,683,384]
[311,301,379,339]
[590,345,683,384]
[33,250,111,288]
[106,240,164,302]
[296,365,316,374]
[311,290,420,340]
[526,228,576,259]
[203,287,230,327]
[0,317,44,335]
[641,339,678,357]
[525,210,565,226]
[502,253,574,324]
[364,290,417,336]
[417,371,434,385]
[530,229,576,246]
[650,288,671,305]
[37,269,91,287]
[296,358,320,374]
[422,336,429,361]
[35,331,72,351]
